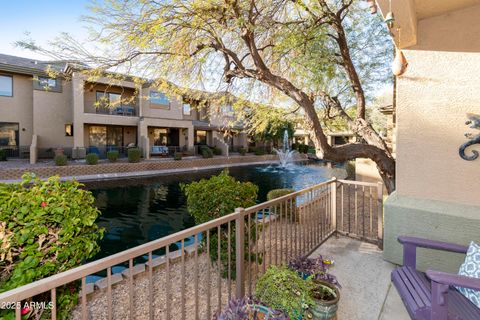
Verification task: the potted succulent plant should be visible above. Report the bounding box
[213,297,288,320]
[288,256,340,320]
[256,265,313,319]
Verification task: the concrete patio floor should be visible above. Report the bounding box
[310,236,410,320]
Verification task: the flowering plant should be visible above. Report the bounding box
[288,256,340,288]
[213,297,289,320]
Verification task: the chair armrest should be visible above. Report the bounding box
[399,236,468,253]
[427,270,480,291]
[427,270,480,320]
[398,236,468,268]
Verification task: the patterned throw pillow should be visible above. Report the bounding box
[457,241,480,308]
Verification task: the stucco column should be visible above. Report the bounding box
[187,125,194,150]
[72,73,85,158]
[138,119,149,159]
[239,132,248,148]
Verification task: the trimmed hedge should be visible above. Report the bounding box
[267,188,297,220]
[107,150,119,163]
[85,153,99,165]
[200,146,213,158]
[239,147,247,156]
[267,188,295,201]
[213,147,222,155]
[174,152,182,160]
[254,147,266,156]
[54,154,68,166]
[0,149,6,161]
[128,148,141,163]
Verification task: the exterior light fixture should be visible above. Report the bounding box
[367,0,377,14]
[385,12,395,29]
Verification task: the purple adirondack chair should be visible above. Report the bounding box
[392,236,480,320]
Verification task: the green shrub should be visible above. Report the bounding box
[239,147,247,156]
[267,188,295,201]
[213,147,222,155]
[200,146,213,158]
[174,152,182,160]
[256,265,313,319]
[85,153,99,165]
[0,174,103,319]
[267,188,297,220]
[0,149,6,161]
[182,170,258,224]
[254,148,266,156]
[54,154,68,166]
[107,150,119,163]
[128,148,141,163]
[181,170,258,278]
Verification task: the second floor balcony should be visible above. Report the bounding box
[93,105,137,117]
[84,81,139,117]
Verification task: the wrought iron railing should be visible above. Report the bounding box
[0,178,383,320]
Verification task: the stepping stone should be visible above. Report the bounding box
[80,283,95,295]
[145,255,166,268]
[168,249,183,262]
[122,263,146,277]
[142,254,160,261]
[94,273,123,290]
[184,244,198,256]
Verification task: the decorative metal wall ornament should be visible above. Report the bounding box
[459,113,480,161]
[385,12,395,29]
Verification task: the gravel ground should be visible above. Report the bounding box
[70,253,236,320]
[68,218,331,320]
[68,186,370,320]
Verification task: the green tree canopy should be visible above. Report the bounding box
[20,0,396,192]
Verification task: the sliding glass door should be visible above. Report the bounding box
[0,122,19,147]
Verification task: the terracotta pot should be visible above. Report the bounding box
[392,48,408,76]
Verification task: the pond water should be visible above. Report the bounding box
[85,161,345,261]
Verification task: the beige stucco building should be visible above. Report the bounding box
[0,54,248,162]
[376,0,480,272]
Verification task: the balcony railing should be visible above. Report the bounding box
[0,178,383,320]
[92,105,137,116]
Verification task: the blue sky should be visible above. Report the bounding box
[0,0,91,60]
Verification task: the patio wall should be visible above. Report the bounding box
[0,154,280,181]
[383,4,480,270]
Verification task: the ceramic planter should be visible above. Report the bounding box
[309,281,340,320]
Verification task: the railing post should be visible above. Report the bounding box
[330,178,337,233]
[376,182,384,249]
[235,208,245,299]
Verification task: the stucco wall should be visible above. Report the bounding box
[0,73,33,146]
[384,192,479,273]
[33,80,74,148]
[141,87,184,120]
[383,4,480,267]
[396,4,480,207]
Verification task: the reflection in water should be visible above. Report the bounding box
[85,162,345,260]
